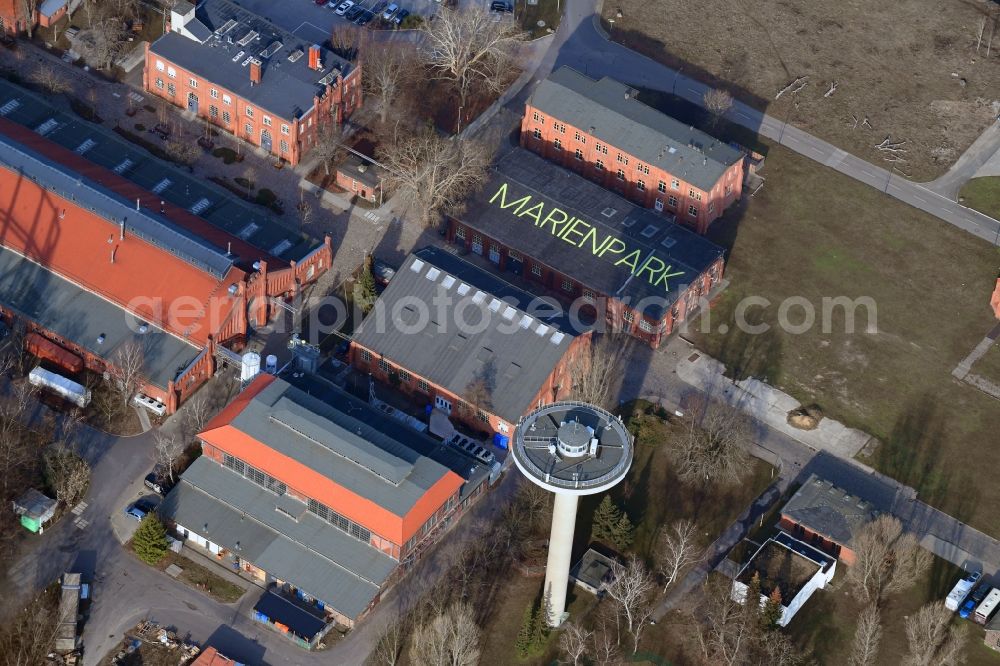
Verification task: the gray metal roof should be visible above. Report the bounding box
[150,0,355,122]
[0,78,319,263]
[38,0,67,17]
[780,474,878,548]
[161,457,394,619]
[0,247,200,389]
[223,378,457,517]
[0,126,233,278]
[530,67,743,191]
[459,149,725,319]
[353,248,580,423]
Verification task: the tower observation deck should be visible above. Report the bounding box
[511,401,634,625]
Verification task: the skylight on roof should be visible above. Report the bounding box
[601,207,617,218]
[472,291,486,304]
[519,315,533,329]
[502,306,516,320]
[425,267,441,281]
[237,30,259,46]
[231,50,245,63]
[151,178,172,194]
[535,324,550,336]
[457,282,470,295]
[640,224,659,238]
[75,138,97,155]
[238,222,259,240]
[488,298,502,312]
[271,239,293,256]
[260,41,283,58]
[551,331,565,344]
[409,258,425,273]
[660,236,678,249]
[287,49,304,62]
[441,275,456,289]
[0,99,20,116]
[668,146,677,154]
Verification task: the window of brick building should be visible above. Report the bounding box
[417,379,430,393]
[616,153,628,165]
[708,202,716,214]
[639,319,654,333]
[455,226,466,240]
[167,66,176,78]
[263,116,272,127]
[167,83,175,96]
[595,143,608,154]
[596,159,604,171]
[223,94,232,106]
[638,164,650,174]
[189,77,197,88]
[508,249,522,261]
[209,105,218,118]
[688,205,698,217]
[671,178,680,190]
[667,195,678,207]
[477,410,490,423]
[244,122,252,135]
[378,358,390,373]
[623,310,635,324]
[280,140,289,153]
[574,148,583,160]
[554,122,566,133]
[281,124,290,135]
[533,128,542,140]
[724,184,732,196]
[658,180,666,193]
[561,278,573,292]
[689,189,702,201]
[637,179,645,191]
[554,138,562,150]
[222,111,231,124]
[531,264,542,277]
[155,78,164,90]
[532,111,544,124]
[156,60,164,71]
[616,169,625,180]
[361,349,372,362]
[210,88,218,99]
[398,369,411,383]
[246,106,254,118]
[574,130,583,141]
[583,288,596,300]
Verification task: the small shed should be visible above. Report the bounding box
[252,590,330,649]
[54,573,82,653]
[13,488,57,533]
[570,548,617,595]
[335,155,385,204]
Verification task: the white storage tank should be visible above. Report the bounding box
[240,352,261,383]
[265,354,278,374]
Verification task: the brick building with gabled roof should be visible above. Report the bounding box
[160,374,490,627]
[144,0,362,166]
[0,111,332,412]
[350,247,593,438]
[522,67,744,234]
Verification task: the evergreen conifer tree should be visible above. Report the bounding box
[592,495,622,544]
[132,514,169,565]
[515,604,535,657]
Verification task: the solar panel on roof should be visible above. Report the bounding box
[0,99,20,116]
[112,158,133,175]
[36,119,59,136]
[270,239,293,256]
[74,138,97,155]
[238,222,259,239]
[151,178,172,194]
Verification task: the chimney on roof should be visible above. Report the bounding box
[120,218,125,240]
[250,59,262,85]
[309,44,321,71]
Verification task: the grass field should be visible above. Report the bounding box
[602,0,1000,182]
[789,556,1000,665]
[960,177,1000,220]
[688,137,1000,531]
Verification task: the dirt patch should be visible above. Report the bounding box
[602,0,1000,181]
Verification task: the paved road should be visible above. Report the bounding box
[492,0,1000,245]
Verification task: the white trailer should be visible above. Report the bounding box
[946,573,979,612]
[28,367,91,408]
[975,587,1000,625]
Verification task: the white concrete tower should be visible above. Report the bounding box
[511,401,634,627]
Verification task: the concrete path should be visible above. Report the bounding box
[925,122,1000,199]
[975,149,1000,179]
[529,0,1000,245]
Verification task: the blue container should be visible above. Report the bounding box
[493,433,509,450]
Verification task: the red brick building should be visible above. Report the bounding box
[160,374,491,629]
[777,474,878,566]
[521,67,745,234]
[351,248,593,438]
[144,0,361,166]
[991,275,1000,319]
[0,0,28,34]
[446,149,726,349]
[0,116,332,413]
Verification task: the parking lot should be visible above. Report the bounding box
[235,0,443,43]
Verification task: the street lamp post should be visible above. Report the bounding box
[456,106,464,136]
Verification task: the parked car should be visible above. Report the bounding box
[960,584,990,619]
[489,0,511,11]
[382,3,399,19]
[355,11,374,25]
[394,9,410,24]
[143,472,169,495]
[345,5,364,19]
[372,0,388,14]
[314,0,327,5]
[124,498,157,521]
[335,0,355,14]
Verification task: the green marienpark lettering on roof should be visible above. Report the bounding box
[488,182,684,291]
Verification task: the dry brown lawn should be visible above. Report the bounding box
[602,0,1000,181]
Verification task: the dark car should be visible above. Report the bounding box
[489,0,512,11]
[961,584,990,619]
[355,10,374,24]
[372,1,388,14]
[394,8,410,24]
[345,5,364,19]
[143,472,173,495]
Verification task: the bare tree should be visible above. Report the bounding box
[76,16,130,70]
[903,601,965,666]
[849,604,882,666]
[107,341,145,408]
[656,519,702,592]
[703,88,734,125]
[312,123,340,176]
[361,39,411,124]
[847,515,931,604]
[671,397,752,486]
[330,24,361,60]
[43,446,91,506]
[408,603,481,666]
[153,430,185,483]
[758,630,808,666]
[559,620,591,666]
[0,382,36,494]
[0,588,59,666]
[18,0,38,40]
[378,128,489,226]
[603,556,656,653]
[30,66,70,95]
[421,6,524,109]
[589,616,622,666]
[569,331,628,408]
[182,391,215,441]
[165,139,200,167]
[368,614,405,666]
[695,579,757,666]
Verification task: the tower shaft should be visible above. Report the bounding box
[543,493,579,627]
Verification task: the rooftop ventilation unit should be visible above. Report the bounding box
[600,207,616,218]
[260,40,283,58]
[237,30,259,46]
[0,98,21,116]
[113,158,134,175]
[151,178,172,194]
[238,222,259,240]
[74,138,97,155]
[287,49,304,62]
[270,239,293,256]
[231,50,245,62]
[35,118,59,136]
[189,198,212,215]
[215,19,238,36]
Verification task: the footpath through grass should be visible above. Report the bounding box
[960,177,1000,222]
[689,140,1000,533]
